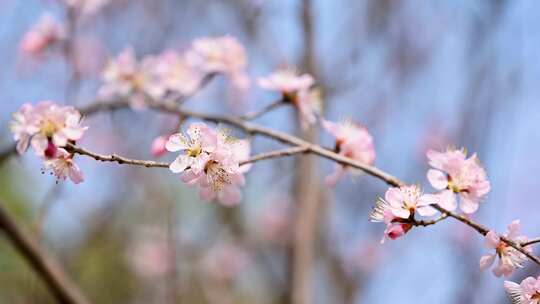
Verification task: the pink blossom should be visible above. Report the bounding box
[370,185,436,243]
[43,148,84,184]
[258,68,314,95]
[479,220,530,278]
[426,148,491,214]
[10,101,87,157]
[20,14,65,58]
[150,135,169,157]
[186,36,250,89]
[322,119,375,186]
[156,50,203,96]
[165,123,217,173]
[99,48,166,109]
[505,276,540,304]
[258,69,320,129]
[166,124,251,206]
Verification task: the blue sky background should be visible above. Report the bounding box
[1,1,540,303]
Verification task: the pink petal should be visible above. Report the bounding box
[427,169,448,190]
[68,164,84,184]
[324,165,347,187]
[169,155,191,173]
[165,133,188,152]
[31,134,49,156]
[385,187,404,206]
[218,185,242,206]
[479,254,495,270]
[485,231,500,248]
[460,195,479,214]
[417,205,437,217]
[437,190,457,211]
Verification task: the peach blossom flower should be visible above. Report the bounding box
[19,14,65,58]
[479,220,530,278]
[150,135,169,157]
[505,276,540,304]
[258,69,320,129]
[186,36,250,89]
[166,124,251,206]
[156,50,203,96]
[43,148,84,184]
[370,185,436,243]
[10,101,87,157]
[99,48,166,109]
[426,148,490,214]
[322,119,375,186]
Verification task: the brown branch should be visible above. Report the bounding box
[240,99,285,121]
[67,144,169,168]
[522,237,540,247]
[0,202,90,304]
[151,102,404,187]
[240,146,309,165]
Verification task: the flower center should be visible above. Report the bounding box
[204,161,231,192]
[187,144,202,157]
[41,119,59,137]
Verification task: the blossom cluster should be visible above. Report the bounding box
[165,123,251,206]
[99,36,248,109]
[370,147,491,242]
[10,101,87,183]
[505,276,540,304]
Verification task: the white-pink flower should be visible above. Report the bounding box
[186,36,250,89]
[166,124,251,206]
[426,148,491,214]
[20,14,65,58]
[99,48,166,109]
[43,148,84,184]
[479,220,530,278]
[505,276,540,304]
[369,185,436,243]
[322,119,375,186]
[10,101,87,157]
[258,69,320,129]
[165,123,217,174]
[156,50,203,96]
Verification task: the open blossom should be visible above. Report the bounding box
[505,276,540,304]
[166,123,217,173]
[156,50,203,96]
[186,36,249,89]
[20,14,65,58]
[99,48,165,109]
[166,124,251,206]
[43,148,84,184]
[10,101,87,157]
[479,220,530,278]
[369,185,436,243]
[426,148,490,214]
[322,119,375,186]
[258,69,320,129]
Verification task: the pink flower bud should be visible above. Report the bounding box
[151,135,169,157]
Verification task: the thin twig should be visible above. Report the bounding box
[67,144,169,168]
[0,202,90,304]
[240,99,285,121]
[240,146,309,165]
[522,237,540,247]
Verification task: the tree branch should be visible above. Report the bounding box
[0,202,90,304]
[240,99,285,121]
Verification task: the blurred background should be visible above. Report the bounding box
[1,0,540,303]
